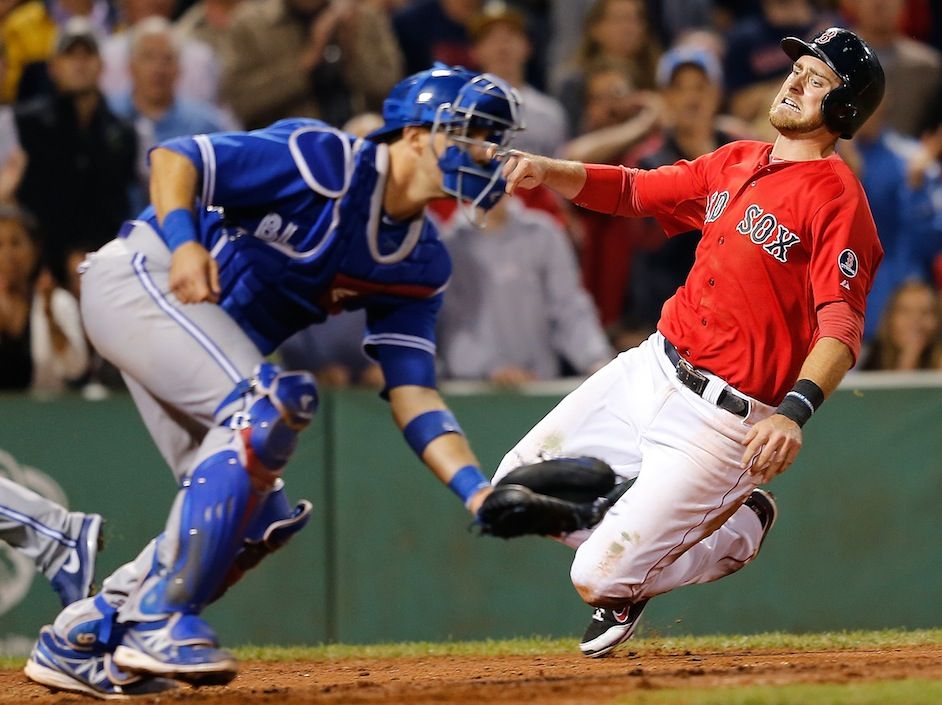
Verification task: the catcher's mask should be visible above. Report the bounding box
[369,64,524,225]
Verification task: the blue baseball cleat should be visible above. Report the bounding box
[113,613,237,686]
[50,513,104,608]
[24,625,177,700]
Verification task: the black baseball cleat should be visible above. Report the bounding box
[744,488,778,548]
[579,599,649,658]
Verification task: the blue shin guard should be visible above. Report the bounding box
[112,366,319,684]
[113,452,255,685]
[134,364,318,613]
[135,450,259,616]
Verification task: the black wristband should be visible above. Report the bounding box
[775,379,825,428]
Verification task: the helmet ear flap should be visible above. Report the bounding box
[821,86,858,140]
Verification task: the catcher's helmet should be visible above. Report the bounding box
[368,63,523,218]
[780,27,885,139]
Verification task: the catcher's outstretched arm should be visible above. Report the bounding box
[388,385,493,514]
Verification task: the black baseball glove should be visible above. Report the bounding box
[476,457,630,539]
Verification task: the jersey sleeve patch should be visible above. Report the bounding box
[838,248,858,278]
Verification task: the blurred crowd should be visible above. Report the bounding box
[1,0,941,397]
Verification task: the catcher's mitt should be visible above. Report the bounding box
[476,457,630,539]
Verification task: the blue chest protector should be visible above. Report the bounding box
[143,120,451,357]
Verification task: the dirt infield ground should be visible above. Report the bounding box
[2,644,942,704]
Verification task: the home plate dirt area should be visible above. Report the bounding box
[3,644,942,704]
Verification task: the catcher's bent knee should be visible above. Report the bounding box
[215,363,318,481]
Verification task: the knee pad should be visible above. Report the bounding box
[215,363,319,477]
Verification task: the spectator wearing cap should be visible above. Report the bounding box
[0,0,118,102]
[14,17,137,287]
[468,1,567,157]
[623,44,753,331]
[108,17,230,213]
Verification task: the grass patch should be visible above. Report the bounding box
[233,629,942,662]
[4,629,941,668]
[618,679,942,705]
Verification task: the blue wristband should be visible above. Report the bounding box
[402,410,463,457]
[161,208,198,251]
[448,465,490,507]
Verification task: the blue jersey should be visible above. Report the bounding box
[136,119,451,390]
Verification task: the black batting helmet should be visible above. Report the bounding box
[780,27,885,139]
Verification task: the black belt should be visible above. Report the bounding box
[663,340,749,418]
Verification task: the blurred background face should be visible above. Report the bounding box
[584,68,635,130]
[888,284,940,348]
[589,0,646,58]
[123,0,175,23]
[49,44,102,95]
[849,0,904,33]
[0,219,37,288]
[761,0,813,27]
[131,31,180,105]
[664,65,719,130]
[472,22,530,78]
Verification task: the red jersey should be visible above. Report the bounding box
[573,140,883,405]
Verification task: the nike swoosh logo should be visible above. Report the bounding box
[60,549,81,575]
[613,607,630,623]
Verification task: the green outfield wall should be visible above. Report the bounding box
[2,373,941,653]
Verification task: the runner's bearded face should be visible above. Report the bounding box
[768,56,840,133]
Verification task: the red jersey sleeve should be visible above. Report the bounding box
[808,175,883,317]
[574,151,719,236]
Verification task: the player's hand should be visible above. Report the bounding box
[488,147,547,194]
[740,414,802,483]
[35,268,56,315]
[169,242,220,304]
